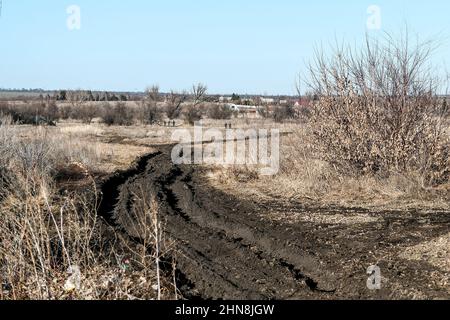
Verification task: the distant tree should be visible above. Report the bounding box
[45,101,59,122]
[184,105,203,125]
[67,90,88,110]
[102,102,134,126]
[165,90,188,120]
[257,105,270,119]
[231,93,240,102]
[141,85,162,124]
[192,83,208,107]
[145,85,160,103]
[273,105,296,123]
[59,105,72,120]
[208,104,234,120]
[58,90,67,101]
[79,105,100,124]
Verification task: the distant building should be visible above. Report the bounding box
[219,96,232,102]
[226,103,259,112]
[260,98,275,104]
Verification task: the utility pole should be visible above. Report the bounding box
[0,1,3,18]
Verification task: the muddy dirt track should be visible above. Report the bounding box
[98,145,450,300]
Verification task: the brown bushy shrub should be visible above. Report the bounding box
[273,105,296,123]
[140,101,163,125]
[184,105,203,125]
[102,102,134,126]
[164,91,187,120]
[0,101,58,125]
[306,34,449,185]
[71,104,101,124]
[208,104,234,120]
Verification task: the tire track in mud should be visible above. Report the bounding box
[98,146,335,299]
[98,146,450,300]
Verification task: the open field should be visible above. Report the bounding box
[1,117,448,300]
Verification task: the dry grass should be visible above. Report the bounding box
[207,123,450,211]
[202,35,450,210]
[0,121,174,300]
[0,105,447,299]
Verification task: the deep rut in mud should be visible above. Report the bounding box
[98,146,450,300]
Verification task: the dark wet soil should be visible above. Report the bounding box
[98,146,450,300]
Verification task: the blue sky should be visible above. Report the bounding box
[1,0,449,94]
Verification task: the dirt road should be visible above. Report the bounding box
[98,146,450,300]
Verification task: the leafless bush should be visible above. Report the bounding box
[208,104,234,120]
[0,101,58,125]
[165,91,187,120]
[45,101,59,122]
[273,105,296,123]
[102,102,135,126]
[0,125,171,300]
[71,104,101,124]
[59,105,73,120]
[257,105,270,119]
[115,181,177,300]
[183,106,203,125]
[305,33,449,185]
[297,105,312,122]
[140,86,163,125]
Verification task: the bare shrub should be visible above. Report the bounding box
[305,33,449,185]
[59,105,73,120]
[114,181,177,300]
[0,101,58,125]
[141,86,162,125]
[184,106,203,125]
[257,105,270,119]
[208,104,234,120]
[72,104,101,124]
[273,105,296,123]
[0,125,171,300]
[102,102,134,126]
[165,91,187,120]
[296,105,312,123]
[43,101,59,122]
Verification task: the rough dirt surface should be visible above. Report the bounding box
[99,146,450,300]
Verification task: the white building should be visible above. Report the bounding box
[219,96,233,102]
[260,98,275,104]
[226,103,259,112]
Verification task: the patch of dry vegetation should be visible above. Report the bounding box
[209,34,450,211]
[0,121,175,300]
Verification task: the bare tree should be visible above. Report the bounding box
[146,85,160,103]
[192,83,208,107]
[182,83,208,125]
[165,90,188,120]
[67,90,89,110]
[141,85,162,125]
